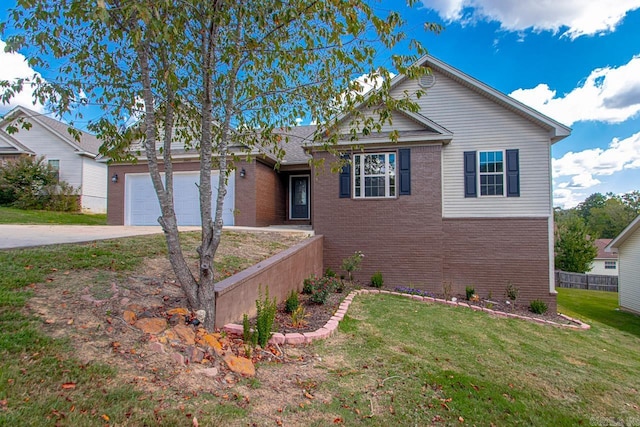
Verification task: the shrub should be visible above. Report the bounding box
[324,267,336,278]
[290,306,307,328]
[284,289,299,314]
[302,274,343,304]
[0,156,79,211]
[302,275,317,294]
[255,286,277,347]
[371,271,384,288]
[341,251,364,281]
[529,299,548,314]
[465,286,475,300]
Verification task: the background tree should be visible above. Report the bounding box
[554,215,598,273]
[2,0,435,329]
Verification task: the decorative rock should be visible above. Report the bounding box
[202,333,224,355]
[126,303,145,313]
[202,367,219,378]
[119,297,131,306]
[123,310,137,325]
[223,354,255,376]
[173,324,196,345]
[134,317,167,334]
[168,314,184,326]
[148,342,165,354]
[167,307,189,316]
[172,352,185,366]
[186,346,205,363]
[195,310,206,322]
[410,295,424,301]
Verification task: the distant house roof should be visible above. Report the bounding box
[594,239,617,259]
[0,106,103,157]
[607,215,640,251]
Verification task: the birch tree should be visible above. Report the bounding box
[2,0,434,329]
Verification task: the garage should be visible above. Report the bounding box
[124,171,235,226]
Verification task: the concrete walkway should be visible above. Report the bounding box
[0,224,313,250]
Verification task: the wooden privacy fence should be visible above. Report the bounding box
[555,270,618,292]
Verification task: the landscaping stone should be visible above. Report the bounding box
[223,323,243,336]
[172,324,196,345]
[284,333,306,345]
[122,310,136,324]
[148,342,165,354]
[202,367,219,378]
[223,354,255,377]
[269,333,285,345]
[202,333,224,355]
[186,346,205,363]
[167,307,189,316]
[172,352,185,366]
[134,317,167,334]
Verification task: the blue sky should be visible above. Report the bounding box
[2,1,640,208]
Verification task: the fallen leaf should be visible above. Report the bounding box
[24,265,33,270]
[101,414,110,421]
[459,416,465,423]
[304,391,314,399]
[61,382,76,390]
[67,319,74,325]
[333,417,343,424]
[50,268,58,272]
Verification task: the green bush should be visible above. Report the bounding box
[302,274,342,304]
[284,289,299,314]
[0,156,79,211]
[302,275,317,294]
[341,250,364,281]
[324,267,337,278]
[370,271,384,288]
[465,286,475,300]
[255,286,277,347]
[529,299,549,315]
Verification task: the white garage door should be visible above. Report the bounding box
[125,171,235,226]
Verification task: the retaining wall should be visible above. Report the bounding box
[214,235,323,327]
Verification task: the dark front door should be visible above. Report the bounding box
[290,176,309,220]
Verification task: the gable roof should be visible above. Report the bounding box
[339,55,571,144]
[606,215,640,251]
[594,239,617,258]
[0,129,35,155]
[0,106,103,157]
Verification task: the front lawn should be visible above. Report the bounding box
[0,206,107,225]
[1,236,639,426]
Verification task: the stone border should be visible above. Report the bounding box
[222,288,590,344]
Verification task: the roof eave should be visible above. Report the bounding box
[606,215,640,251]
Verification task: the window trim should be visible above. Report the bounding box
[352,151,397,199]
[604,260,617,270]
[478,150,505,197]
[48,159,60,181]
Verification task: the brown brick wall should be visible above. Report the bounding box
[234,161,257,226]
[214,235,323,327]
[443,217,556,311]
[255,161,285,226]
[312,145,444,287]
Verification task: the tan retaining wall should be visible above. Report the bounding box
[214,235,323,327]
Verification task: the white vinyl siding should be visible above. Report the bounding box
[389,70,552,218]
[81,157,108,213]
[5,122,84,189]
[339,109,427,134]
[588,259,619,276]
[618,230,640,314]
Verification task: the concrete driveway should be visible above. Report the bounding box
[0,225,199,250]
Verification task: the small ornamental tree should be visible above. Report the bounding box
[2,1,438,329]
[554,215,598,273]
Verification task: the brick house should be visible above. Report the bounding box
[107,55,570,308]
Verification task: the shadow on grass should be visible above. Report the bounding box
[557,288,640,338]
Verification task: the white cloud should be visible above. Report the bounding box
[422,0,640,39]
[509,55,640,126]
[552,131,640,207]
[0,39,45,114]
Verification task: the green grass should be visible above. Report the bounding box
[0,206,107,225]
[299,293,640,426]
[0,231,299,426]
[558,287,640,338]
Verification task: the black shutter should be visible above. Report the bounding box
[506,149,520,197]
[464,151,477,198]
[339,153,351,198]
[398,148,411,195]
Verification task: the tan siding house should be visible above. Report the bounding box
[607,216,640,314]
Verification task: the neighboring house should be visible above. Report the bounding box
[107,55,570,308]
[0,106,107,213]
[606,215,640,315]
[588,239,619,276]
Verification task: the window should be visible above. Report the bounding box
[605,261,617,270]
[479,151,504,196]
[48,159,60,181]
[353,152,396,198]
[464,149,519,198]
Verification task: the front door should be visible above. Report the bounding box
[290,175,309,220]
